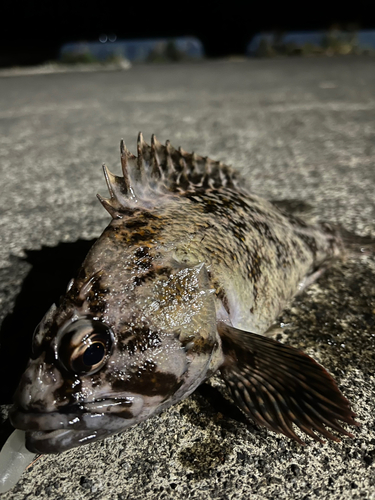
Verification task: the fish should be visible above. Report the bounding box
[10,132,371,454]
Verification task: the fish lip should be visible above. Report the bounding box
[25,428,114,454]
[9,398,141,454]
[10,394,142,428]
[10,406,99,432]
[10,394,146,453]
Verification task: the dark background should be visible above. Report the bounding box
[1,1,374,67]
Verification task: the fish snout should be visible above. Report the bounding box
[13,356,65,413]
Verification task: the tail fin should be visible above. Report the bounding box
[338,226,375,257]
[320,222,375,258]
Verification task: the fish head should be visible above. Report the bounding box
[10,225,220,454]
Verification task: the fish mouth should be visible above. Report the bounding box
[25,428,115,454]
[9,397,144,454]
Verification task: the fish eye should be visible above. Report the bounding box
[58,318,113,375]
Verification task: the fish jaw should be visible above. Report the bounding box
[26,429,113,454]
[9,395,146,453]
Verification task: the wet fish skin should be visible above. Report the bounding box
[10,133,361,453]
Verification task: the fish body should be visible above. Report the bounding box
[10,134,361,453]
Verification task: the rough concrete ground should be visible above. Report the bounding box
[0,57,374,499]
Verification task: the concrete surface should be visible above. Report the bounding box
[0,57,374,499]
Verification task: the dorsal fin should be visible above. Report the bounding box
[97,133,241,218]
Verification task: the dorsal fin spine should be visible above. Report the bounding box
[102,163,129,203]
[102,164,116,199]
[120,139,128,156]
[98,134,240,217]
[120,150,132,192]
[151,135,162,180]
[165,140,176,176]
[96,193,120,218]
[179,146,188,157]
[151,134,162,151]
[135,132,149,186]
[177,170,190,191]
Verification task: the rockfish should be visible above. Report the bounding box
[10,133,366,454]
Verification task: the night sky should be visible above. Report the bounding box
[1,1,374,67]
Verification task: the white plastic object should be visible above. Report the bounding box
[0,430,36,493]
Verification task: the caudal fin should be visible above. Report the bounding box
[336,226,375,257]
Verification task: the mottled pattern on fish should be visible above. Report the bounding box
[11,134,361,454]
[99,135,342,334]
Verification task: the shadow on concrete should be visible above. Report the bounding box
[0,239,96,404]
[196,384,250,427]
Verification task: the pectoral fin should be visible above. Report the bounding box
[218,322,358,444]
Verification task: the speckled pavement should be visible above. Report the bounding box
[0,57,374,499]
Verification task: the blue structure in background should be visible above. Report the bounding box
[247,30,375,56]
[60,37,204,63]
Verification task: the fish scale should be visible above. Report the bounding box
[10,132,370,455]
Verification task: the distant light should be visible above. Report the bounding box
[108,34,117,42]
[99,34,107,43]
